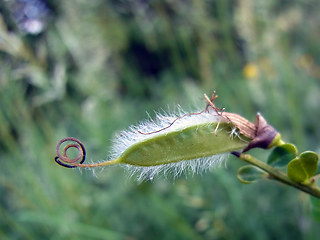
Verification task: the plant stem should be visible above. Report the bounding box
[237,153,320,199]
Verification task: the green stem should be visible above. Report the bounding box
[237,153,320,199]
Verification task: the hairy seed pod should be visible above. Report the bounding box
[118,122,250,166]
[55,91,280,180]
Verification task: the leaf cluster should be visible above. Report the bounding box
[238,142,320,222]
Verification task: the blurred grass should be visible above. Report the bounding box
[1,0,320,239]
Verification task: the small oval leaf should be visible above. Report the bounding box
[287,151,319,183]
[287,159,307,182]
[299,151,319,177]
[237,165,268,184]
[267,143,297,167]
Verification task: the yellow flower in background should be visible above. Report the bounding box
[243,63,259,80]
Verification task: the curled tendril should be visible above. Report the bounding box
[55,137,86,168]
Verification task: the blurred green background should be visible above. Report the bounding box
[1,0,320,239]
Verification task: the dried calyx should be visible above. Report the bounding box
[204,92,280,152]
[237,113,280,152]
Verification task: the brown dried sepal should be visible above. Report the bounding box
[221,112,279,152]
[204,92,279,152]
[221,112,256,139]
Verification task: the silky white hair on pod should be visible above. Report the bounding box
[109,107,234,182]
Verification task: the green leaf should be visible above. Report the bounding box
[310,196,320,222]
[310,196,320,208]
[287,151,319,183]
[237,165,268,184]
[267,143,297,167]
[317,162,320,175]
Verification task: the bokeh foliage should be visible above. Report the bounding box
[1,0,320,239]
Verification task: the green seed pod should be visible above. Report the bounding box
[55,92,281,181]
[119,122,250,166]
